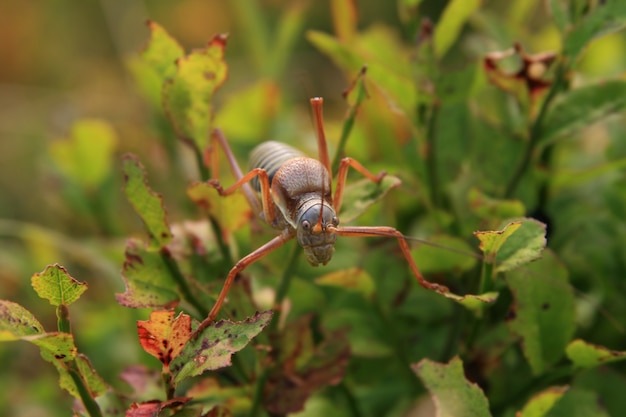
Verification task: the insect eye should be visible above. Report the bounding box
[332,216,339,226]
[302,220,311,230]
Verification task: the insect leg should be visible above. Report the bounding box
[209,167,277,226]
[195,229,295,332]
[331,225,450,294]
[333,158,387,215]
[209,129,262,216]
[310,97,332,178]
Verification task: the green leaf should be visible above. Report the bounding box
[474,221,523,263]
[46,354,109,399]
[494,218,547,272]
[122,154,173,250]
[518,386,568,417]
[31,264,87,306]
[339,175,401,223]
[411,234,478,274]
[446,291,499,316]
[141,20,185,81]
[33,332,78,362]
[315,268,376,298]
[506,250,576,374]
[170,311,272,384]
[49,119,118,189]
[0,300,44,340]
[127,21,185,108]
[468,188,526,220]
[163,34,228,151]
[548,0,571,33]
[307,28,417,118]
[565,339,626,369]
[116,238,179,308]
[475,219,547,272]
[434,0,482,59]
[413,356,492,417]
[563,2,626,62]
[187,181,253,233]
[541,80,626,147]
[214,80,280,144]
[544,388,610,417]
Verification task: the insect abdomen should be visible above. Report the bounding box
[249,141,304,191]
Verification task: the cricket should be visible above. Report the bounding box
[204,97,450,322]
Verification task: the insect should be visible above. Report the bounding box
[204,97,449,322]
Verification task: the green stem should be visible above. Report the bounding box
[331,69,368,176]
[425,102,442,209]
[68,364,103,417]
[56,305,71,334]
[161,249,209,318]
[503,64,567,198]
[337,381,363,417]
[268,245,301,333]
[249,364,272,417]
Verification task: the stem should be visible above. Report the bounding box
[68,364,103,417]
[337,382,363,417]
[503,64,566,198]
[56,305,71,334]
[161,249,209,318]
[249,364,271,417]
[268,244,301,333]
[425,102,442,209]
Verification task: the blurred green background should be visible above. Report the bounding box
[1,1,626,416]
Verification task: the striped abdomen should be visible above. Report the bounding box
[248,141,305,192]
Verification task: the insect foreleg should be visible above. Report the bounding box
[331,225,450,294]
[209,129,262,215]
[196,229,295,331]
[209,167,276,226]
[333,158,387,215]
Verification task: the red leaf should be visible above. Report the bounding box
[137,310,191,371]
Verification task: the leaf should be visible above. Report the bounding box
[468,188,526,220]
[214,80,280,144]
[137,310,191,371]
[48,354,108,399]
[127,21,185,108]
[474,218,547,272]
[434,0,482,59]
[338,175,401,223]
[126,397,192,417]
[31,264,87,306]
[411,234,478,274]
[187,181,253,233]
[0,300,44,340]
[263,315,350,414]
[163,34,228,151]
[49,119,118,189]
[540,80,626,147]
[562,2,626,62]
[445,291,499,316]
[413,356,492,417]
[170,311,272,384]
[544,388,610,417]
[33,332,78,362]
[307,28,417,117]
[565,339,626,369]
[315,268,375,298]
[119,365,164,401]
[116,238,179,309]
[506,250,576,375]
[518,386,568,417]
[494,218,547,272]
[122,154,173,250]
[140,20,185,81]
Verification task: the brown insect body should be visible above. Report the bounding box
[199,97,447,327]
[249,141,338,266]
